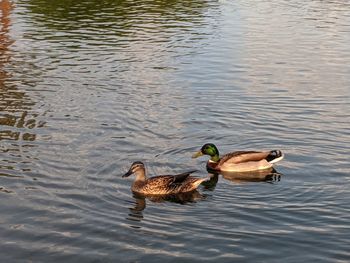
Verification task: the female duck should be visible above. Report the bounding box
[192,143,284,172]
[122,161,208,195]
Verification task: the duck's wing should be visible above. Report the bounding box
[219,150,283,165]
[171,170,197,184]
[143,172,198,195]
[219,151,265,164]
[146,171,196,188]
[147,175,173,185]
[142,175,174,194]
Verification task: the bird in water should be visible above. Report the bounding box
[122,161,208,195]
[192,143,284,172]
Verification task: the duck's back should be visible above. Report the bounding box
[215,150,284,172]
[219,151,269,165]
[132,175,174,195]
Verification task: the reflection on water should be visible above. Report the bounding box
[0,185,12,193]
[0,0,13,96]
[220,168,282,183]
[0,0,43,178]
[201,173,219,190]
[128,197,145,224]
[128,190,205,223]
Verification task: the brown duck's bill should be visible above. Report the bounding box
[192,151,203,158]
[122,170,132,178]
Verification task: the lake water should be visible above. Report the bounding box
[1,0,349,262]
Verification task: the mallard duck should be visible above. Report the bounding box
[192,143,284,172]
[122,161,208,195]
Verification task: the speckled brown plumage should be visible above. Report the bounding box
[133,175,206,195]
[123,162,208,195]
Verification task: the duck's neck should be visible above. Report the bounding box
[134,168,146,182]
[210,153,220,163]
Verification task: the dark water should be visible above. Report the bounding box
[1,0,349,262]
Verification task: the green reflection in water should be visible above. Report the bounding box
[25,0,212,31]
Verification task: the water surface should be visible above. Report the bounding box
[0,0,349,262]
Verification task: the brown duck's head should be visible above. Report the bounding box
[123,161,145,178]
[192,143,220,162]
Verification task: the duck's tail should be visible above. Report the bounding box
[266,150,284,164]
[179,176,210,193]
[193,176,211,188]
[172,170,197,184]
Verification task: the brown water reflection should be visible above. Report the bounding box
[220,168,282,183]
[201,169,281,186]
[0,0,13,79]
[0,0,41,177]
[128,190,205,222]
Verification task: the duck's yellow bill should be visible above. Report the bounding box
[192,151,203,158]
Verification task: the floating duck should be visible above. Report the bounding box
[122,161,208,195]
[192,143,284,172]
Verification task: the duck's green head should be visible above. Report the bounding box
[123,161,145,177]
[192,143,220,162]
